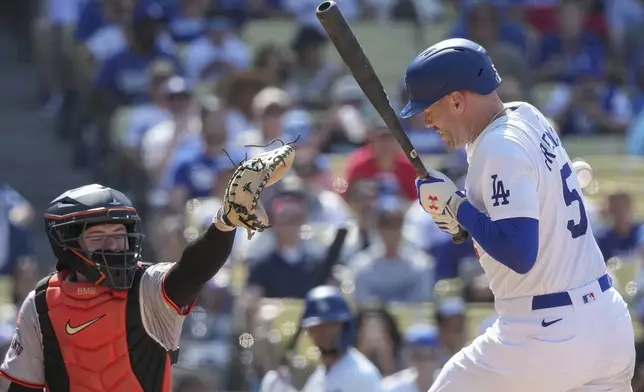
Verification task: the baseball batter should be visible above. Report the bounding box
[260,286,382,392]
[401,38,635,391]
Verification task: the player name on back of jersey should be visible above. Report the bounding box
[539,125,560,172]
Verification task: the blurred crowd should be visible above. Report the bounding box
[2,0,644,391]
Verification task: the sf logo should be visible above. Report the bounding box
[427,195,439,211]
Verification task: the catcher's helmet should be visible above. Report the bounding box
[301,286,355,354]
[400,38,502,119]
[44,184,144,290]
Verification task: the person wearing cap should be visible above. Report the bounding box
[166,0,209,44]
[344,112,418,202]
[382,324,442,392]
[94,1,183,108]
[243,188,326,300]
[434,297,467,366]
[183,16,250,83]
[236,86,293,152]
[350,196,435,305]
[283,25,342,108]
[317,74,370,152]
[167,94,228,214]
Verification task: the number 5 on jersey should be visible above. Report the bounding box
[560,162,588,239]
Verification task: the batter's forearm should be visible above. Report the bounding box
[163,215,236,307]
[457,201,539,274]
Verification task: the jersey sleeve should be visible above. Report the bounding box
[139,263,190,350]
[0,291,45,389]
[475,133,539,221]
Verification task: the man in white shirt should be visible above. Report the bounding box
[260,286,382,392]
[382,324,442,392]
[401,38,635,391]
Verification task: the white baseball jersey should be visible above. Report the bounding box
[464,102,606,299]
[260,348,382,392]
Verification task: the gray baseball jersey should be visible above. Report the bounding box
[0,262,187,387]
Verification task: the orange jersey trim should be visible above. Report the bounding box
[161,269,196,316]
[0,369,47,389]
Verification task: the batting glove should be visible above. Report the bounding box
[432,212,461,235]
[416,169,467,220]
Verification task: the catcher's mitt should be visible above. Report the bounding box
[222,144,295,239]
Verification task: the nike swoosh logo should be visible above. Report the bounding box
[541,318,563,327]
[65,315,105,335]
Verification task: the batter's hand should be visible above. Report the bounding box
[432,212,461,235]
[416,169,467,220]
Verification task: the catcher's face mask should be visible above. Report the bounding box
[50,217,144,290]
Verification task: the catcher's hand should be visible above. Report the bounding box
[221,144,295,239]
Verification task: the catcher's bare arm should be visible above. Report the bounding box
[164,145,295,308]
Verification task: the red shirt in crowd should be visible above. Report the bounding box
[344,144,418,201]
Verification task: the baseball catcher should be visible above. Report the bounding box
[0,145,294,392]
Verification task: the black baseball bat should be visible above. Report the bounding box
[315,1,469,244]
[279,226,349,366]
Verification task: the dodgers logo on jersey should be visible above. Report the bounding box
[491,174,510,206]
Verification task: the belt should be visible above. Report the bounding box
[531,274,611,311]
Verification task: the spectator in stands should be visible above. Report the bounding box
[344,114,418,202]
[168,95,228,213]
[382,324,443,392]
[544,60,633,136]
[167,0,209,44]
[118,60,176,205]
[595,191,644,263]
[435,297,467,366]
[179,275,234,387]
[289,152,353,226]
[356,305,403,376]
[237,86,292,150]
[140,76,200,188]
[317,75,370,153]
[93,2,182,109]
[220,70,269,149]
[0,185,36,278]
[342,179,380,260]
[607,0,644,62]
[456,1,531,90]
[625,54,644,155]
[253,44,292,87]
[244,191,325,299]
[351,196,435,304]
[534,0,605,84]
[32,0,84,116]
[84,1,175,71]
[283,26,342,109]
[183,16,251,84]
[75,0,126,43]
[449,0,530,57]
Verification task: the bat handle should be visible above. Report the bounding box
[452,227,469,244]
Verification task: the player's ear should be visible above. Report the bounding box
[449,92,466,115]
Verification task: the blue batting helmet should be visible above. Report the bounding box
[301,286,355,352]
[404,324,439,348]
[400,38,502,119]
